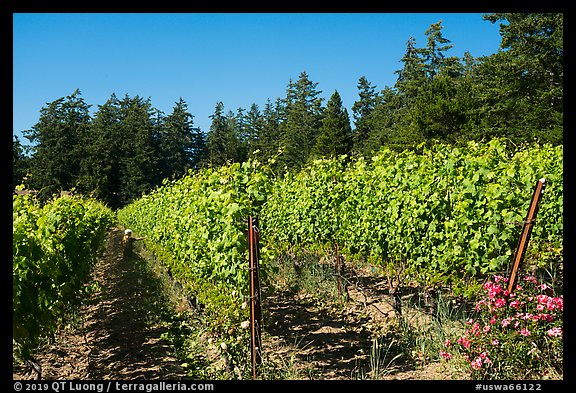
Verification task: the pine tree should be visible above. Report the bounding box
[158,98,205,179]
[244,103,265,158]
[475,13,563,144]
[394,36,426,100]
[363,87,409,153]
[23,89,91,201]
[279,71,324,170]
[226,108,247,163]
[117,94,160,205]
[13,135,31,188]
[78,94,122,206]
[205,102,243,166]
[310,90,353,159]
[421,21,455,79]
[351,76,378,153]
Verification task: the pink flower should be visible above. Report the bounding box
[523,276,538,284]
[471,357,483,370]
[494,298,506,309]
[489,285,503,300]
[471,322,481,336]
[547,327,562,337]
[537,294,550,307]
[483,325,491,333]
[491,339,499,346]
[521,313,534,321]
[444,339,451,348]
[475,300,486,311]
[457,336,471,349]
[494,275,507,284]
[439,350,453,360]
[489,317,496,325]
[553,297,563,311]
[519,328,531,336]
[501,317,513,328]
[480,352,492,365]
[538,314,553,322]
[509,300,521,308]
[483,281,504,299]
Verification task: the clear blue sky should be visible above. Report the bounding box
[13,13,503,144]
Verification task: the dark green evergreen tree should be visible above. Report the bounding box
[226,108,247,163]
[116,95,160,205]
[473,13,563,144]
[394,36,427,101]
[243,103,265,158]
[310,90,353,159]
[279,71,324,170]
[351,76,378,154]
[78,94,123,206]
[421,21,457,79]
[363,87,407,153]
[393,21,467,146]
[13,135,31,188]
[23,89,91,201]
[260,98,285,165]
[158,98,205,179]
[205,102,243,166]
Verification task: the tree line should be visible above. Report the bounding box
[13,13,563,209]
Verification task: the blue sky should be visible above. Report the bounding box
[13,13,503,144]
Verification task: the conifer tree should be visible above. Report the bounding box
[23,89,91,201]
[260,98,285,164]
[78,93,122,206]
[351,76,378,153]
[244,103,265,157]
[116,95,159,205]
[159,98,205,179]
[475,13,563,144]
[205,102,243,166]
[279,71,324,170]
[310,90,353,159]
[13,135,30,188]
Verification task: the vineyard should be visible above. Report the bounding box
[13,191,115,363]
[13,138,563,380]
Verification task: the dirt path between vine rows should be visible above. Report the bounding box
[261,270,464,380]
[13,228,187,380]
[13,228,465,381]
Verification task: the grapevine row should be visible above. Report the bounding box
[115,138,562,373]
[13,191,115,361]
[261,138,563,288]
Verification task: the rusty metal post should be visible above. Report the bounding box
[335,241,342,296]
[507,178,546,293]
[248,216,262,379]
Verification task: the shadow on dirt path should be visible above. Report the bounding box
[264,290,375,379]
[13,228,186,380]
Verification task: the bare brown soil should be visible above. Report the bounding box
[13,230,467,381]
[262,264,469,380]
[13,228,186,380]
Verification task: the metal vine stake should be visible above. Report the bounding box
[248,216,262,379]
[507,178,546,293]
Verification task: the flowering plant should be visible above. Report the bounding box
[441,274,563,379]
